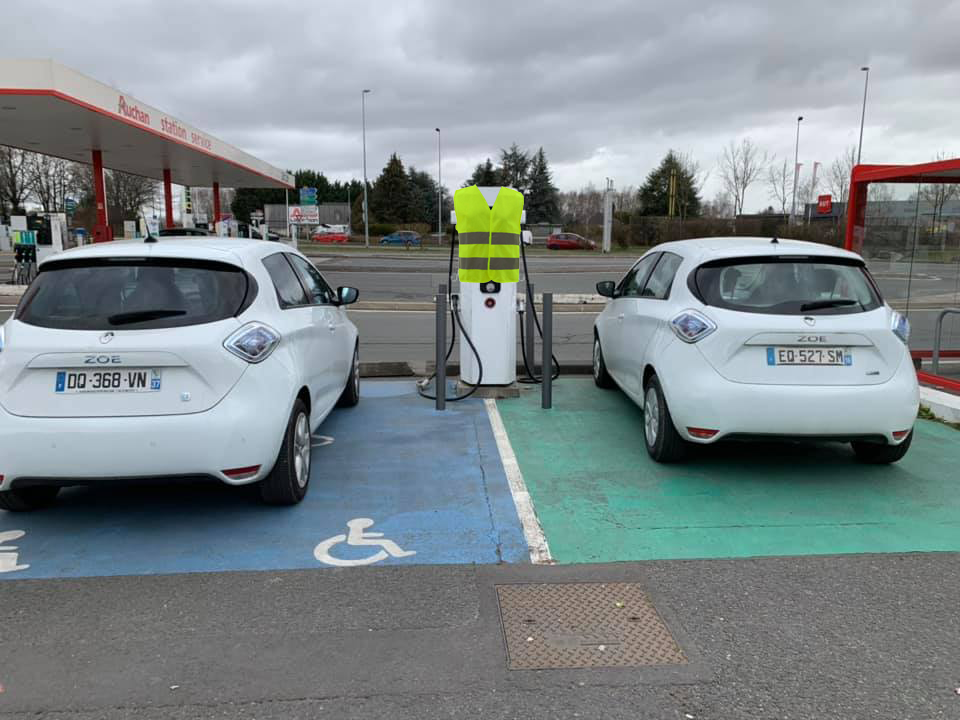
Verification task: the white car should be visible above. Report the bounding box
[0,237,360,510]
[593,237,919,463]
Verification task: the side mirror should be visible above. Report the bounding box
[338,286,359,305]
[596,280,616,298]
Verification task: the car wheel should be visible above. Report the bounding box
[260,398,311,505]
[0,486,60,512]
[593,335,614,389]
[337,344,361,407]
[851,431,913,464]
[642,375,687,463]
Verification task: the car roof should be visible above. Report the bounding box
[39,237,294,268]
[651,237,861,263]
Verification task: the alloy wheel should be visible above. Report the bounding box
[293,412,311,488]
[644,387,659,447]
[593,340,602,380]
[353,348,360,397]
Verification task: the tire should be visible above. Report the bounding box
[852,431,913,464]
[642,374,688,463]
[259,399,311,505]
[0,486,60,512]
[592,335,614,389]
[337,344,361,408]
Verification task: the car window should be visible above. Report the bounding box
[694,257,882,315]
[17,258,251,330]
[262,253,309,308]
[641,252,684,300]
[618,254,660,297]
[288,254,335,305]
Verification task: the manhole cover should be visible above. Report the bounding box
[496,582,687,669]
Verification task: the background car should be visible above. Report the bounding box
[380,231,421,248]
[312,230,349,243]
[157,227,210,237]
[547,232,596,250]
[592,237,918,464]
[0,237,361,510]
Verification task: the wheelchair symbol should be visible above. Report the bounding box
[313,518,416,567]
[0,530,29,573]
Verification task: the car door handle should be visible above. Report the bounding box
[617,313,625,321]
[327,323,337,332]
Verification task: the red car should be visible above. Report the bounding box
[311,231,349,244]
[546,232,596,250]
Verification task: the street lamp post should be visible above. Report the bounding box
[362,89,371,248]
[857,66,870,164]
[435,128,442,246]
[790,115,803,223]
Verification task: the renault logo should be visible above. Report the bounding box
[100,331,115,344]
[803,316,816,327]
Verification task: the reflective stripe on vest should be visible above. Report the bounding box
[454,185,524,283]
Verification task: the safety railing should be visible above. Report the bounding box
[931,308,960,376]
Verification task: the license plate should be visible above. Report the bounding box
[766,347,852,366]
[54,369,162,394]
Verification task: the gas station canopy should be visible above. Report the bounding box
[0,59,293,190]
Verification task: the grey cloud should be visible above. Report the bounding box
[4,0,959,208]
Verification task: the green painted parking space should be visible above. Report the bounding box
[498,378,960,563]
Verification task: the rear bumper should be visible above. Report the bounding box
[0,368,293,491]
[658,342,920,444]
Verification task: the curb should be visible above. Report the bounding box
[919,386,960,424]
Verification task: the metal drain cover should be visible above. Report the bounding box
[496,582,687,669]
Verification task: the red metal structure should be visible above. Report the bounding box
[845,158,960,392]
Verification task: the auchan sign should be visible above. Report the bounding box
[117,96,150,126]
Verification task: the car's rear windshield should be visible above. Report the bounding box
[17,258,253,330]
[693,256,882,315]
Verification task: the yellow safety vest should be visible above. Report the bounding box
[454,185,523,283]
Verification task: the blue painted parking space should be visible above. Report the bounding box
[0,381,529,579]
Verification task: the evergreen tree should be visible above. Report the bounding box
[464,158,499,187]
[638,150,702,218]
[525,147,560,223]
[370,153,414,223]
[498,143,531,194]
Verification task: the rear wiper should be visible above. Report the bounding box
[800,299,860,312]
[107,309,186,325]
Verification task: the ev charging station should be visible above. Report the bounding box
[453,186,525,387]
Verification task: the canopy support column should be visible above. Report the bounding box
[213,182,221,226]
[91,149,112,243]
[163,168,174,229]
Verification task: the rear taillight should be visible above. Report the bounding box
[670,310,717,343]
[892,429,911,441]
[891,311,910,344]
[222,465,261,480]
[224,322,280,363]
[687,427,719,439]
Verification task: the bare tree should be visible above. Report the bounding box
[827,145,857,203]
[559,183,604,225]
[919,151,960,234]
[28,154,80,213]
[676,151,710,221]
[702,190,734,218]
[107,170,159,222]
[719,138,768,215]
[0,145,32,214]
[766,158,793,215]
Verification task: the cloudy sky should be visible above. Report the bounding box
[6,0,960,210]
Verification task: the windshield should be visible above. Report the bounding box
[694,257,882,315]
[17,258,252,330]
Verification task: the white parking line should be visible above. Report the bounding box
[484,398,553,564]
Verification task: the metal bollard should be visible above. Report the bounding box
[436,284,446,411]
[542,293,552,409]
[525,283,536,374]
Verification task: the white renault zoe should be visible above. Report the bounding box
[0,237,360,510]
[593,238,919,463]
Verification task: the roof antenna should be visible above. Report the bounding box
[771,236,779,244]
[142,213,157,243]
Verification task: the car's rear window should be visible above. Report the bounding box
[16,258,253,330]
[693,256,882,315]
